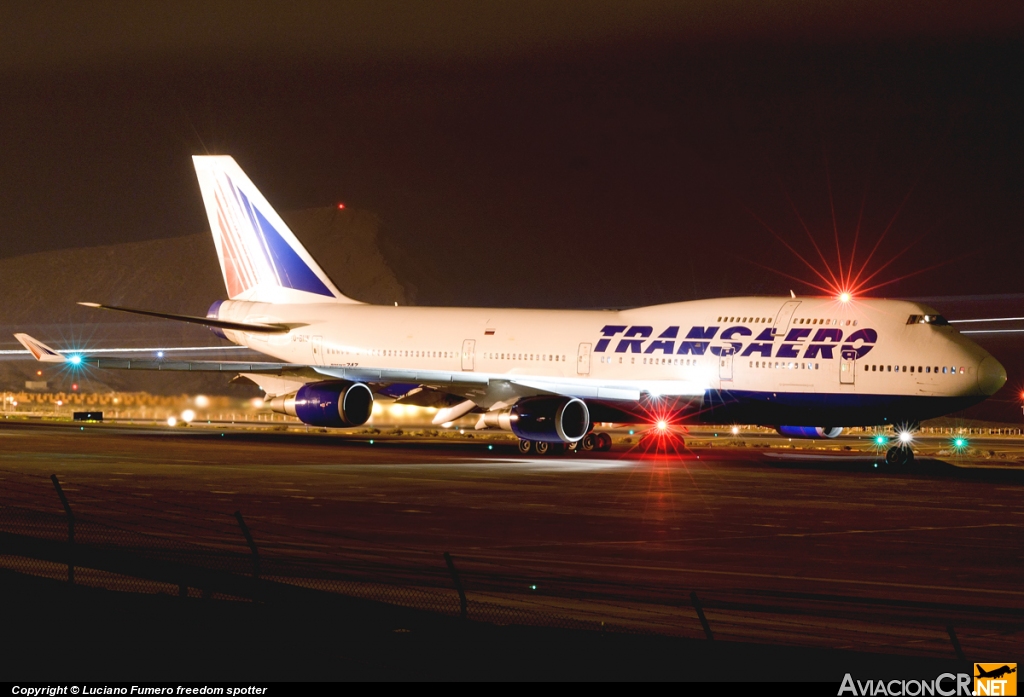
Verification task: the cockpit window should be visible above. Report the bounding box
[906,314,950,326]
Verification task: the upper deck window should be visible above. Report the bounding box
[906,314,950,326]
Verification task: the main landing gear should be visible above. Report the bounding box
[518,432,613,456]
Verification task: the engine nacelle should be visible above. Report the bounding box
[776,426,843,439]
[269,381,373,428]
[508,397,590,443]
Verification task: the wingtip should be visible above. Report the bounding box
[12,333,66,362]
[78,302,101,308]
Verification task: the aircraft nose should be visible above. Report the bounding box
[977,355,1007,396]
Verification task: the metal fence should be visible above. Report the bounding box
[0,471,1020,661]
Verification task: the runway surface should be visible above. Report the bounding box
[0,420,1022,658]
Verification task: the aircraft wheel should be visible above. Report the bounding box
[566,440,579,454]
[534,441,550,455]
[581,433,597,451]
[885,445,912,468]
[596,432,613,452]
[518,439,533,454]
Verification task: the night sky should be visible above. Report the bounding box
[1,5,1023,311]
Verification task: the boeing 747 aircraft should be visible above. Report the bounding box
[15,156,1007,466]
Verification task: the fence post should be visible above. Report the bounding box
[690,591,714,640]
[234,511,260,580]
[50,475,75,585]
[443,552,468,620]
[946,624,967,663]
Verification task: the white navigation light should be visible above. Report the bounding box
[898,430,913,444]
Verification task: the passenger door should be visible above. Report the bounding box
[773,301,801,337]
[461,339,475,371]
[577,343,592,376]
[840,348,856,385]
[719,346,734,381]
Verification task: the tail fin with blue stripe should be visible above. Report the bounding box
[192,155,358,304]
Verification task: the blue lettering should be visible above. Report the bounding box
[741,343,773,357]
[804,328,844,359]
[722,326,752,340]
[676,326,719,356]
[711,326,750,356]
[812,328,843,343]
[595,325,627,353]
[777,327,811,358]
[614,326,652,353]
[645,340,675,354]
[753,328,775,342]
[658,326,679,339]
[841,328,878,359]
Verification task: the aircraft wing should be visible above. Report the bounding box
[12,333,669,406]
[12,333,491,400]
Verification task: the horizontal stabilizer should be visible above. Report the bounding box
[78,302,294,335]
[13,334,67,363]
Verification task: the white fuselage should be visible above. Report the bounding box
[211,295,1005,427]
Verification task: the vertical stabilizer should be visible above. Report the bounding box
[192,155,359,304]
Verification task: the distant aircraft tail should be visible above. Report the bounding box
[192,156,359,305]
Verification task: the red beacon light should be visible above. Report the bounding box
[336,203,346,210]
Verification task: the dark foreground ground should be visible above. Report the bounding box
[0,568,967,682]
[0,421,1020,681]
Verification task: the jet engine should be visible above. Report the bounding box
[269,380,373,428]
[479,397,590,443]
[775,426,843,439]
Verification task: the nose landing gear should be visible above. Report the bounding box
[884,444,915,468]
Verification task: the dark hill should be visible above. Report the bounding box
[0,206,411,393]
